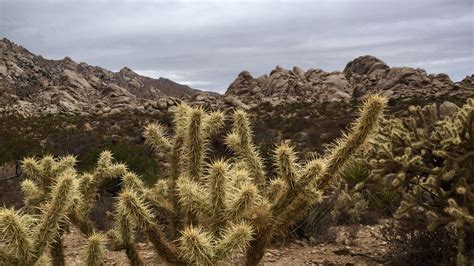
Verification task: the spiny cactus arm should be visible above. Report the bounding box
[225,183,258,221]
[82,233,106,266]
[317,94,386,189]
[0,208,34,262]
[202,110,226,138]
[241,144,266,188]
[118,189,181,264]
[173,103,193,138]
[94,151,128,180]
[0,248,13,265]
[178,226,214,265]
[270,159,324,217]
[122,172,145,192]
[169,134,185,233]
[207,159,229,234]
[76,173,98,217]
[185,107,205,181]
[21,157,42,182]
[143,121,184,229]
[115,194,145,266]
[118,189,154,232]
[277,187,322,230]
[230,166,252,189]
[266,178,287,202]
[444,198,474,226]
[69,173,98,236]
[143,188,174,220]
[176,176,212,218]
[52,155,77,177]
[274,143,299,188]
[226,110,266,188]
[144,123,173,152]
[214,222,253,261]
[37,155,57,188]
[20,179,44,210]
[31,172,79,261]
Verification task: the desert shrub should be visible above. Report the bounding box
[330,190,369,242]
[381,220,457,265]
[369,98,474,264]
[79,141,162,186]
[341,158,399,216]
[301,157,395,240]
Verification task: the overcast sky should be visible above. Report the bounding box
[1,0,473,92]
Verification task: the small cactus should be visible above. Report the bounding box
[82,233,106,266]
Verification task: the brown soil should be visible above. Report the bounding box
[62,222,389,265]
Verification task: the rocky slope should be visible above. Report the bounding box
[225,55,474,107]
[0,38,201,117]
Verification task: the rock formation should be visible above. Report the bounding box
[0,38,199,117]
[226,55,473,107]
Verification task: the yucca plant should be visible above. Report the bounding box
[370,98,474,265]
[112,94,385,265]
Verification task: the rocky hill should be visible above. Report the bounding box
[0,38,201,117]
[1,38,472,118]
[225,55,473,108]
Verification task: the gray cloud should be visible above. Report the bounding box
[1,0,473,92]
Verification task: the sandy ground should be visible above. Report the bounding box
[62,222,389,265]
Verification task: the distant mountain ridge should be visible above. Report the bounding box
[0,37,202,117]
[1,38,472,118]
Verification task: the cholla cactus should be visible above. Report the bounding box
[111,105,255,265]
[18,155,80,265]
[82,233,106,266]
[1,152,127,265]
[73,151,128,235]
[20,154,77,211]
[115,94,385,265]
[0,170,79,264]
[370,98,473,265]
[242,94,386,265]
